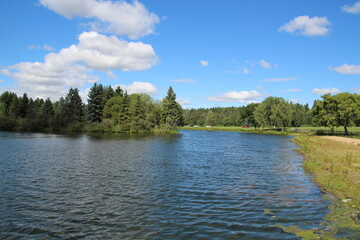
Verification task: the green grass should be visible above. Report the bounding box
[294,135,360,205]
[290,135,360,239]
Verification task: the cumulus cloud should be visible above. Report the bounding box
[39,0,160,39]
[279,16,330,37]
[200,60,209,67]
[207,90,262,103]
[312,88,340,95]
[0,31,158,100]
[329,64,360,74]
[117,81,158,96]
[171,78,195,83]
[262,77,299,82]
[342,1,360,14]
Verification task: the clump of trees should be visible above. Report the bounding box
[311,93,360,135]
[183,99,313,130]
[183,103,260,127]
[184,93,360,134]
[253,97,312,131]
[0,84,183,133]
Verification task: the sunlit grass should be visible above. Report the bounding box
[293,135,360,205]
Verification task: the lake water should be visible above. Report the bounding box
[0,130,329,239]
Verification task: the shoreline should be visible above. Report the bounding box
[182,127,360,238]
[291,135,360,239]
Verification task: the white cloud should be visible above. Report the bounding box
[242,68,250,74]
[117,81,158,96]
[0,31,158,100]
[280,88,302,92]
[329,64,360,74]
[279,16,330,37]
[207,90,262,103]
[246,60,256,67]
[262,77,299,82]
[200,60,209,67]
[312,88,340,95]
[39,0,160,39]
[342,1,360,14]
[177,97,191,106]
[171,78,195,83]
[350,88,360,94]
[28,44,56,51]
[107,71,116,79]
[289,98,301,103]
[259,59,272,69]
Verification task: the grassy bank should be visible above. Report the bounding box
[289,135,360,239]
[293,135,360,205]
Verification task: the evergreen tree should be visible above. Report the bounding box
[115,86,124,97]
[42,98,54,117]
[131,95,146,132]
[18,93,29,118]
[118,91,131,131]
[87,83,104,122]
[161,86,183,129]
[64,88,84,123]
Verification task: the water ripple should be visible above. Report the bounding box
[0,130,329,239]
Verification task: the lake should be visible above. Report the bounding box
[0,130,329,239]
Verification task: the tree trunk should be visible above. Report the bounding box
[344,125,348,135]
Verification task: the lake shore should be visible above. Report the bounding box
[292,135,360,239]
[181,127,360,238]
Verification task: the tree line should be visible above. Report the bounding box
[184,93,360,134]
[1,87,359,134]
[0,84,183,133]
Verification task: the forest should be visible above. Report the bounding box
[1,85,359,134]
[0,84,183,133]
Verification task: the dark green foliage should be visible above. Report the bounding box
[183,104,260,127]
[64,88,85,123]
[87,83,105,122]
[131,95,147,132]
[118,91,131,132]
[115,86,124,97]
[0,86,182,133]
[161,87,183,129]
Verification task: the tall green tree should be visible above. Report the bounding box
[87,83,105,122]
[118,91,131,131]
[131,94,147,132]
[64,88,84,123]
[161,87,183,129]
[18,93,29,118]
[311,93,360,135]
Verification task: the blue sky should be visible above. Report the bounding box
[0,0,359,108]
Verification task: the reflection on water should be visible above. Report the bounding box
[0,130,329,239]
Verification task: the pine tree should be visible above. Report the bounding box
[118,91,131,131]
[87,83,104,122]
[161,86,183,129]
[64,88,84,123]
[131,95,146,132]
